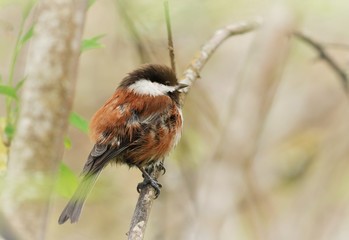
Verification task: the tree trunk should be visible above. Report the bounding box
[1,1,87,239]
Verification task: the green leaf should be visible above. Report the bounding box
[20,25,34,46]
[88,0,96,8]
[55,162,78,198]
[69,112,89,134]
[64,136,72,149]
[81,34,105,52]
[4,123,15,140]
[0,85,18,99]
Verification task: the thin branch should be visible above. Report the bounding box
[164,0,176,74]
[127,19,261,240]
[294,31,348,92]
[116,0,151,63]
[179,18,262,105]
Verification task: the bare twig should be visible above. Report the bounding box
[179,18,262,105]
[164,0,176,74]
[294,31,348,92]
[127,19,260,240]
[1,1,87,239]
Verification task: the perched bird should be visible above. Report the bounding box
[58,64,186,224]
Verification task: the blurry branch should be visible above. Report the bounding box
[294,31,348,92]
[1,0,87,239]
[0,211,20,240]
[237,11,293,239]
[164,0,176,74]
[127,19,261,240]
[324,42,349,50]
[116,0,151,63]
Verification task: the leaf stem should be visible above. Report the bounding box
[6,16,26,127]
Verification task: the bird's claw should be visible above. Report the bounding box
[158,161,166,175]
[137,177,162,198]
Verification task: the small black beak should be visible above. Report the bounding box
[176,83,189,91]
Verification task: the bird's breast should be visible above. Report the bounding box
[123,104,183,166]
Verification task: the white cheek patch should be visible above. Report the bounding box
[128,79,176,96]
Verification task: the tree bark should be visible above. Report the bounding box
[1,0,87,239]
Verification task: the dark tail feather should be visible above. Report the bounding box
[58,171,101,224]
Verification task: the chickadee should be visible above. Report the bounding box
[58,64,187,224]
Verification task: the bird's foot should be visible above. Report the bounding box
[137,165,163,198]
[144,161,166,175]
[137,177,162,198]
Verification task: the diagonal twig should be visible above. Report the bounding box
[178,18,262,105]
[294,31,348,92]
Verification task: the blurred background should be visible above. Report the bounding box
[1,0,349,239]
